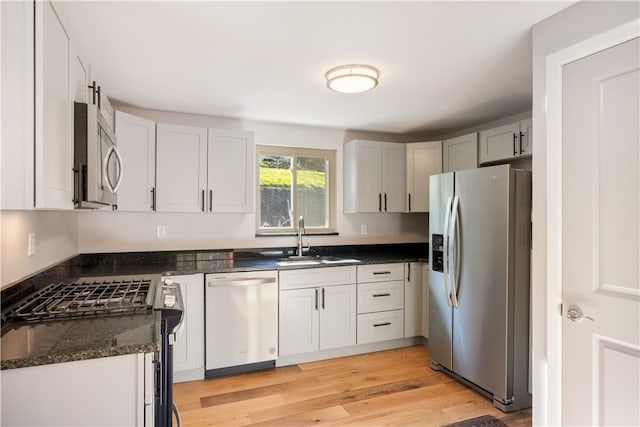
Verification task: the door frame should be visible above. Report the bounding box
[544,18,639,425]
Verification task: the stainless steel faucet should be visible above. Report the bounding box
[296,216,310,256]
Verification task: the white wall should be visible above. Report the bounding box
[531,2,639,425]
[77,107,429,253]
[0,210,78,288]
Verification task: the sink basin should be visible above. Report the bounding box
[276,255,361,266]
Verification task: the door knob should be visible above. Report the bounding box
[566,305,594,322]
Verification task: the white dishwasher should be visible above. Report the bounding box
[205,270,278,377]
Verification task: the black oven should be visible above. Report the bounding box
[2,275,184,426]
[153,278,184,427]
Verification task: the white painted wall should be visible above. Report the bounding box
[76,107,429,254]
[531,2,639,425]
[0,210,78,288]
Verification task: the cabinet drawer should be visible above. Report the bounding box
[357,263,404,283]
[357,281,404,314]
[357,310,404,344]
[279,266,356,290]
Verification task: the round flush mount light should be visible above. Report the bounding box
[325,64,379,94]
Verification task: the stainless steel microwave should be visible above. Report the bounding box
[74,102,123,209]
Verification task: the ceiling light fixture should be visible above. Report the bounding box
[325,64,379,94]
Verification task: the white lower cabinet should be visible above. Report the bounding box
[1,352,155,426]
[356,263,405,344]
[404,261,423,338]
[279,266,357,356]
[165,273,205,383]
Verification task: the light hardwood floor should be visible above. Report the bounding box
[173,345,532,426]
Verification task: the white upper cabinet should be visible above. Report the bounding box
[155,124,255,213]
[1,1,34,209]
[115,111,157,212]
[405,141,442,212]
[207,129,254,213]
[478,118,532,164]
[344,140,406,213]
[519,118,532,157]
[34,1,75,209]
[156,123,208,212]
[442,133,478,173]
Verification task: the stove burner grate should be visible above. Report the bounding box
[6,276,155,322]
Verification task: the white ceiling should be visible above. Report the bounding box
[59,1,573,136]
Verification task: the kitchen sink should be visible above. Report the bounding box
[276,255,361,266]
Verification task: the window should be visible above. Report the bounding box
[256,145,336,234]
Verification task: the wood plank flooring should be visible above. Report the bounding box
[173,345,532,426]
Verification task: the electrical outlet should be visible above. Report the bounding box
[28,233,36,257]
[360,225,368,235]
[156,226,166,239]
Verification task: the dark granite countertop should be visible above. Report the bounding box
[1,243,427,370]
[1,312,160,370]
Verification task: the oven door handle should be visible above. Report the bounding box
[207,277,276,287]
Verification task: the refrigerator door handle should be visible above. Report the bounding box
[443,196,454,308]
[450,195,461,308]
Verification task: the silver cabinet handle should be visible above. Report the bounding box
[566,305,594,322]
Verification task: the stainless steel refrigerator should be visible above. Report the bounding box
[428,164,531,412]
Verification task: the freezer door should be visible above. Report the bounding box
[452,165,512,401]
[428,172,454,369]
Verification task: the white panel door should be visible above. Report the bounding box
[319,284,356,350]
[156,123,207,212]
[34,1,74,209]
[519,118,533,157]
[355,141,382,212]
[562,37,639,426]
[406,141,442,212]
[207,128,254,213]
[404,262,422,337]
[279,288,319,356]
[381,142,406,212]
[442,133,478,172]
[168,274,204,382]
[115,111,156,212]
[478,122,520,164]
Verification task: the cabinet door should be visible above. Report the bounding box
[381,142,406,212]
[207,129,254,213]
[478,122,520,164]
[519,118,533,156]
[406,141,442,212]
[404,262,423,337]
[115,111,156,212]
[279,288,319,356]
[443,133,478,172]
[167,274,204,382]
[1,1,35,209]
[156,123,207,212]
[355,141,382,212]
[34,1,74,209]
[319,284,357,350]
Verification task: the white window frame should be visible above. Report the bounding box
[256,145,336,235]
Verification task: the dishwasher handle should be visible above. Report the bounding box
[207,277,276,287]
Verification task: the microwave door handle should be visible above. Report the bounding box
[111,145,124,193]
[103,146,116,193]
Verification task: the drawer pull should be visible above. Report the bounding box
[373,322,392,327]
[372,293,391,297]
[372,271,391,275]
